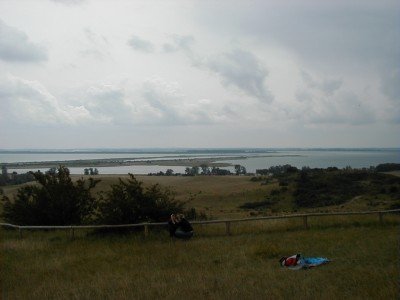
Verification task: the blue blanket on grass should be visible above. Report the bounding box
[300,257,330,267]
[281,255,330,270]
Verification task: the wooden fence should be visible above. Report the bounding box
[1,209,399,239]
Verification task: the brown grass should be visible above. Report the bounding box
[1,220,399,299]
[1,174,399,299]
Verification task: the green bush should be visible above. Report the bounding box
[293,169,400,208]
[1,166,99,225]
[96,174,184,224]
[239,199,275,210]
[375,163,400,172]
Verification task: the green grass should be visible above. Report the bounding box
[2,174,398,219]
[1,217,399,299]
[1,175,399,299]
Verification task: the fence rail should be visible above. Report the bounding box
[1,209,399,238]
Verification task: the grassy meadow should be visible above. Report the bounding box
[86,174,400,218]
[1,221,399,299]
[1,174,400,299]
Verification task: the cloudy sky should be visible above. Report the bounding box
[0,0,399,149]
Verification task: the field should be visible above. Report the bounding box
[85,174,400,218]
[1,175,400,299]
[2,220,399,299]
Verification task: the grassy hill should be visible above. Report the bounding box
[2,172,400,219]
[1,173,399,299]
[1,221,399,299]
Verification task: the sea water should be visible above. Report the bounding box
[2,149,399,174]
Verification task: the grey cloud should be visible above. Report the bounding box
[162,35,194,54]
[140,79,225,125]
[142,85,180,123]
[83,85,134,124]
[162,43,177,53]
[380,67,400,102]
[301,70,342,96]
[163,36,272,102]
[205,49,273,103]
[50,0,85,5]
[295,91,313,102]
[0,20,47,62]
[195,1,400,70]
[80,49,105,60]
[311,97,376,126]
[84,28,109,45]
[289,91,376,125]
[0,76,89,125]
[320,80,342,97]
[172,35,194,51]
[141,80,194,125]
[80,28,110,60]
[162,36,274,103]
[127,36,155,53]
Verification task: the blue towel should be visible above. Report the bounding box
[300,257,330,268]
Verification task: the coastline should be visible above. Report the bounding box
[3,154,303,169]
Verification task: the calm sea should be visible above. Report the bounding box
[2,149,399,175]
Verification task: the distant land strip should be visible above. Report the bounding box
[4,155,303,169]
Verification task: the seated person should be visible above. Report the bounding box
[168,214,193,239]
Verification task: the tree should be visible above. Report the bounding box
[185,166,200,176]
[96,174,184,224]
[185,167,191,176]
[1,165,7,177]
[46,167,57,175]
[234,165,247,175]
[1,165,8,185]
[192,166,199,176]
[165,169,174,176]
[200,164,210,175]
[211,167,232,175]
[1,166,100,225]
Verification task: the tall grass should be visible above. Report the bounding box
[1,217,399,299]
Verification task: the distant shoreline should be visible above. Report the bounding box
[3,155,303,169]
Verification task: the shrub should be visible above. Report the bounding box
[270,189,281,196]
[184,207,208,220]
[375,163,400,172]
[96,174,185,224]
[1,166,99,225]
[293,169,400,208]
[293,169,364,207]
[239,199,275,210]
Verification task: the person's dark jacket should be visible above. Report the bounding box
[168,218,193,236]
[177,218,193,232]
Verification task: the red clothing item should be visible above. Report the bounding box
[283,254,300,266]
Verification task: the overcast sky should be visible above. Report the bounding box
[0,0,399,149]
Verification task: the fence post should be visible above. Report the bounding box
[303,216,308,229]
[379,212,383,225]
[144,225,149,237]
[19,227,23,239]
[225,221,231,235]
[71,227,75,239]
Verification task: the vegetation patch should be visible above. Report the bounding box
[293,169,400,208]
[239,199,275,210]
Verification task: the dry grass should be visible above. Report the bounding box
[1,175,399,299]
[2,175,275,219]
[2,175,397,219]
[1,219,399,300]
